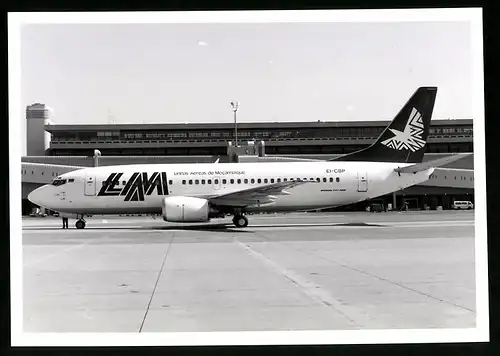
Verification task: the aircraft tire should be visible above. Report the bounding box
[233,214,248,228]
[75,220,86,229]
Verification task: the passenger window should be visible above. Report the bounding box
[182,180,186,185]
[277,178,281,182]
[223,179,227,184]
[244,179,248,184]
[316,178,320,182]
[189,180,193,185]
[208,179,212,184]
[230,179,235,184]
[283,178,287,182]
[323,178,327,182]
[169,180,173,185]
[271,178,275,183]
[330,177,333,182]
[201,179,205,184]
[251,178,255,184]
[264,179,268,183]
[237,179,241,184]
[336,177,340,182]
[195,180,199,184]
[258,179,262,183]
[214,179,219,184]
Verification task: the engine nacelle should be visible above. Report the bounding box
[162,196,210,223]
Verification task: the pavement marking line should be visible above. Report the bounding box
[274,242,477,314]
[139,232,175,333]
[234,238,375,328]
[23,226,145,231]
[23,243,88,268]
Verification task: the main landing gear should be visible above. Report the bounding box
[75,215,86,229]
[232,214,248,228]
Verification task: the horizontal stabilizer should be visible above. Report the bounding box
[394,153,472,174]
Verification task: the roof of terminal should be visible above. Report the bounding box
[45,119,473,132]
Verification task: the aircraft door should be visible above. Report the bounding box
[84,175,96,196]
[357,172,368,192]
[212,176,221,190]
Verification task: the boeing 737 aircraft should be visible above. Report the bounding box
[28,87,470,229]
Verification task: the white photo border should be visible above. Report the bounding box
[9,8,488,347]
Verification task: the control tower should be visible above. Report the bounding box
[26,103,53,156]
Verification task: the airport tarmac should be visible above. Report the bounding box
[22,210,476,333]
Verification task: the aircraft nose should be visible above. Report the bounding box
[27,186,50,208]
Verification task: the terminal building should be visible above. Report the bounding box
[21,103,475,215]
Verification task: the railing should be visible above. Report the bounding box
[50,134,473,145]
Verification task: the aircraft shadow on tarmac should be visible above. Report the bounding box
[26,222,386,232]
[147,223,255,233]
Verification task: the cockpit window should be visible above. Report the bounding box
[52,179,68,186]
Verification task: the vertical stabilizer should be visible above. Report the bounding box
[333,87,437,163]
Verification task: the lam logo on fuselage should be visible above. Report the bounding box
[97,172,169,201]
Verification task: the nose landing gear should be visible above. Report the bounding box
[232,214,248,228]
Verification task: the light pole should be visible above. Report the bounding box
[231,101,239,147]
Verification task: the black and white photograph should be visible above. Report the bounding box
[9,9,488,347]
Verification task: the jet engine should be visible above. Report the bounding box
[161,196,210,223]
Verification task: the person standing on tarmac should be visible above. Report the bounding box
[62,216,69,229]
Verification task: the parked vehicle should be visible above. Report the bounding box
[452,201,474,210]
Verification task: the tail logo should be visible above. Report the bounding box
[380,107,426,152]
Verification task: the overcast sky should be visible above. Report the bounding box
[21,21,472,125]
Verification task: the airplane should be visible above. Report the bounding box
[28,87,471,229]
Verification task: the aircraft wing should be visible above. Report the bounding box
[394,153,472,174]
[207,179,317,207]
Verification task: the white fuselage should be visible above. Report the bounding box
[28,161,434,215]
